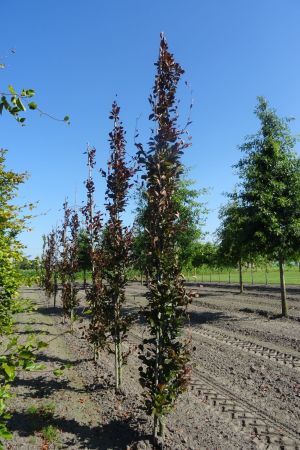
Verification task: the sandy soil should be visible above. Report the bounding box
[6,283,300,449]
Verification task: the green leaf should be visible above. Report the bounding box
[8,85,16,95]
[37,341,48,349]
[16,97,26,112]
[18,350,33,359]
[28,102,37,110]
[6,336,18,351]
[24,362,45,371]
[0,426,12,440]
[26,89,35,98]
[2,363,16,381]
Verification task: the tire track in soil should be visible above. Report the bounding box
[128,330,300,450]
[191,297,300,322]
[125,296,300,369]
[191,327,300,371]
[192,368,300,450]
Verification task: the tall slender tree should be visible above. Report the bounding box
[81,147,106,359]
[43,228,59,306]
[102,101,134,390]
[137,34,191,440]
[59,201,79,326]
[235,97,300,316]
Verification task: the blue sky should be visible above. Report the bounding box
[1,0,300,257]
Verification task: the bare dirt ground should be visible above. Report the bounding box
[6,283,300,449]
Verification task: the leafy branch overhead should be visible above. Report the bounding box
[0,86,70,124]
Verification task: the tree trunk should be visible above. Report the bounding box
[83,269,87,290]
[279,257,288,317]
[53,273,58,307]
[153,318,162,440]
[265,266,268,285]
[115,332,122,390]
[239,259,243,293]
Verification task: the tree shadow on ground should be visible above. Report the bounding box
[15,321,55,329]
[9,411,147,449]
[14,374,86,398]
[36,353,90,367]
[238,307,289,320]
[16,329,51,336]
[37,305,86,318]
[188,310,229,325]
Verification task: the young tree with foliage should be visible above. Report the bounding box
[59,201,79,326]
[133,174,206,274]
[0,149,44,445]
[101,102,134,390]
[137,34,191,440]
[0,62,69,447]
[81,147,106,359]
[77,228,91,289]
[43,229,59,306]
[216,195,250,293]
[0,149,30,333]
[235,97,300,315]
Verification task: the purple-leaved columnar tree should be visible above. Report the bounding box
[81,147,106,360]
[60,201,79,328]
[43,228,59,306]
[101,102,135,390]
[137,34,192,441]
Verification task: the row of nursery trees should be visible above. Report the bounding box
[2,33,300,447]
[41,34,192,442]
[43,94,300,324]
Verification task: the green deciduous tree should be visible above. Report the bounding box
[235,97,300,315]
[133,174,206,274]
[216,195,250,293]
[0,149,40,446]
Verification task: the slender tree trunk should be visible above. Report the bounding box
[279,257,288,317]
[239,259,243,294]
[53,273,58,307]
[115,335,122,390]
[251,263,254,285]
[229,271,231,283]
[83,269,87,290]
[154,320,163,440]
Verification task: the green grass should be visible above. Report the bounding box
[20,265,300,286]
[27,402,56,419]
[183,267,300,285]
[40,425,60,443]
